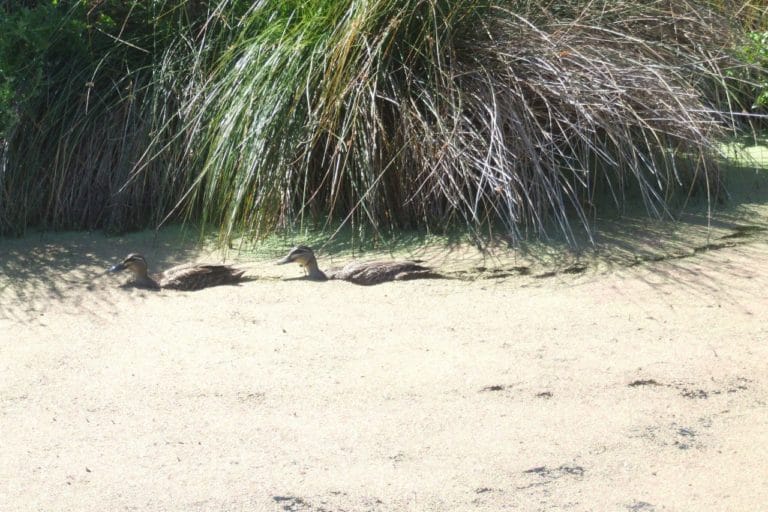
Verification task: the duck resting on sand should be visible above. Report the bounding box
[109,253,245,291]
[277,245,440,285]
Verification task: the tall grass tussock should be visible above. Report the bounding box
[0,0,765,243]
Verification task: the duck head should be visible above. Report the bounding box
[109,253,150,279]
[277,246,327,280]
[277,246,315,266]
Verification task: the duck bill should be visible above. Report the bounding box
[276,256,292,265]
[108,262,126,273]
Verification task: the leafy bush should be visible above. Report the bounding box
[742,30,768,109]
[0,2,83,138]
[0,0,201,233]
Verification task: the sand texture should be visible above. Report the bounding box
[1,222,767,511]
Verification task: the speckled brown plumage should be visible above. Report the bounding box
[109,253,245,291]
[277,246,439,285]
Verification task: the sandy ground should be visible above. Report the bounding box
[1,218,767,511]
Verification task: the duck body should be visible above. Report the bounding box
[109,253,245,291]
[277,245,438,285]
[327,260,433,285]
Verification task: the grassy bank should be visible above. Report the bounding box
[1,1,765,245]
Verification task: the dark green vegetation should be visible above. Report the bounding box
[1,1,766,244]
[739,30,768,111]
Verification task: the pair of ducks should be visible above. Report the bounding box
[109,246,436,290]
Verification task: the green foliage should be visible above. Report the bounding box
[0,2,82,137]
[0,0,208,234]
[743,31,768,108]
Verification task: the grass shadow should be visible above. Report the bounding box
[2,137,767,315]
[0,226,218,323]
[232,146,768,285]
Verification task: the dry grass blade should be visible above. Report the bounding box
[0,1,763,245]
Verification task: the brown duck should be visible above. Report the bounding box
[109,253,245,291]
[277,245,439,285]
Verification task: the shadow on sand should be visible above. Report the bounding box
[0,228,215,322]
[1,157,766,321]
